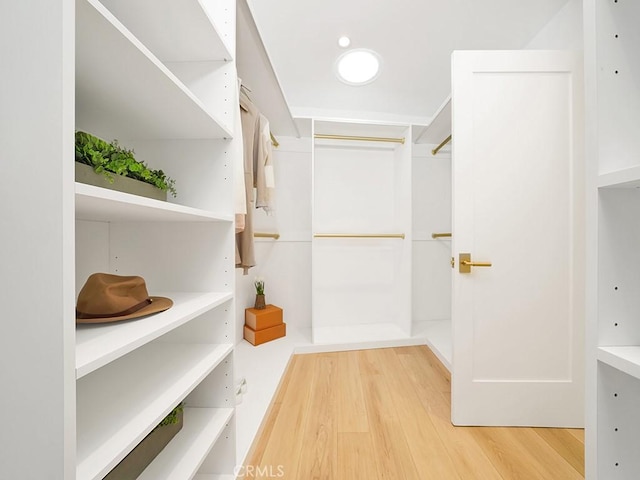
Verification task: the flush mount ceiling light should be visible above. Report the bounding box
[338,36,351,48]
[335,49,381,86]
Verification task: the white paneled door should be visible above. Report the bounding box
[451,51,584,426]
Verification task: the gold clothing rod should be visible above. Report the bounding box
[254,232,280,239]
[314,233,405,239]
[431,232,452,239]
[314,134,405,144]
[432,134,452,155]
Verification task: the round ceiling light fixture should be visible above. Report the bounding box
[337,36,351,48]
[335,48,381,86]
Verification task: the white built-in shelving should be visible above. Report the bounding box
[76,343,233,480]
[76,0,232,140]
[3,0,243,477]
[72,0,238,476]
[585,0,640,478]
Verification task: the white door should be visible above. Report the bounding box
[451,50,584,426]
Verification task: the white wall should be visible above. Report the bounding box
[235,137,313,343]
[525,0,583,50]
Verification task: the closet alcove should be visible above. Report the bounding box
[412,97,453,370]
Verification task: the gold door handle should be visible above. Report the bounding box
[459,253,492,273]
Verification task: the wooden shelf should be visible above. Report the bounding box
[75,183,233,223]
[76,343,233,480]
[598,346,640,381]
[414,96,451,145]
[99,0,233,62]
[598,165,640,188]
[76,291,233,378]
[138,407,234,480]
[76,0,232,140]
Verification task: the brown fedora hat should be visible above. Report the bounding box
[76,273,173,324]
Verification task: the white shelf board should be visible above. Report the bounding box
[76,0,232,140]
[75,183,233,223]
[415,96,451,145]
[76,342,233,480]
[598,165,640,188]
[314,120,408,141]
[236,0,299,137]
[598,346,640,381]
[99,0,232,62]
[138,407,235,480]
[76,291,233,378]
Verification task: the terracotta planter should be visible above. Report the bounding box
[75,162,167,201]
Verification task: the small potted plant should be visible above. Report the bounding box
[254,277,266,309]
[75,130,177,200]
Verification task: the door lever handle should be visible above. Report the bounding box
[459,253,492,273]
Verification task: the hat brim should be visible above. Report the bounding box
[76,296,173,324]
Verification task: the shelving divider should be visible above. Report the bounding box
[586,0,640,477]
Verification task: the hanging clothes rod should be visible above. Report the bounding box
[431,232,452,239]
[314,134,405,144]
[432,134,452,155]
[254,232,280,239]
[314,233,405,239]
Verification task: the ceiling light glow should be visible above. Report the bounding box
[338,36,351,48]
[335,49,381,86]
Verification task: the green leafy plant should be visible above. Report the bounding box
[254,277,265,295]
[75,131,177,197]
[154,403,183,431]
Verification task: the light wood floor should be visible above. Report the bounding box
[243,346,584,479]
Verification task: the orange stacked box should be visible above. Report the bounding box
[244,304,286,346]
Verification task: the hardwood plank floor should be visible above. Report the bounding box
[242,346,584,479]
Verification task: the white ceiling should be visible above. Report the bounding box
[247,0,571,125]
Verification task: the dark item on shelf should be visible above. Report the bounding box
[103,407,184,480]
[254,293,266,309]
[76,273,173,324]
